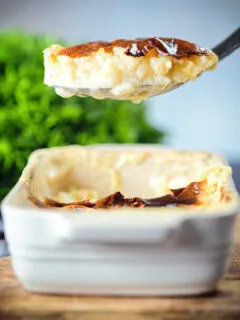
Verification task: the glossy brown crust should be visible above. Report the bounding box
[41,181,206,210]
[58,38,210,59]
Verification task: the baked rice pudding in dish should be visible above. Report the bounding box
[44,37,218,103]
[22,146,235,213]
[2,146,239,296]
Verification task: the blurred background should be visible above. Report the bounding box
[0,0,239,255]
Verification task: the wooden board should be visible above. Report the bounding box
[0,214,240,320]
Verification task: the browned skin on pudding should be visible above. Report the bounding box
[36,181,206,210]
[57,37,210,59]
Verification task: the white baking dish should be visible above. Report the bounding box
[2,144,239,296]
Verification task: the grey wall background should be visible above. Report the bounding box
[0,0,239,158]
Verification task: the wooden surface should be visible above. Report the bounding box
[0,216,240,320]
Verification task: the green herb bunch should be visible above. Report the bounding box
[0,31,164,199]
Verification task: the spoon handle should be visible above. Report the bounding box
[212,27,240,60]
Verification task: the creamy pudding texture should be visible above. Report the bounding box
[23,147,233,212]
[44,37,218,103]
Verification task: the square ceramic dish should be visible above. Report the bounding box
[2,144,239,296]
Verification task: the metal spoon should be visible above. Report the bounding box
[212,27,240,61]
[55,27,240,102]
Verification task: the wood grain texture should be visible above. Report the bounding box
[0,214,240,320]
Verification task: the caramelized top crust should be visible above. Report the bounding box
[58,37,210,59]
[27,180,206,210]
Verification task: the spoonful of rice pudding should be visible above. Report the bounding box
[44,29,240,103]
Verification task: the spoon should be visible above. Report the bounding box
[54,27,240,102]
[212,27,240,61]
